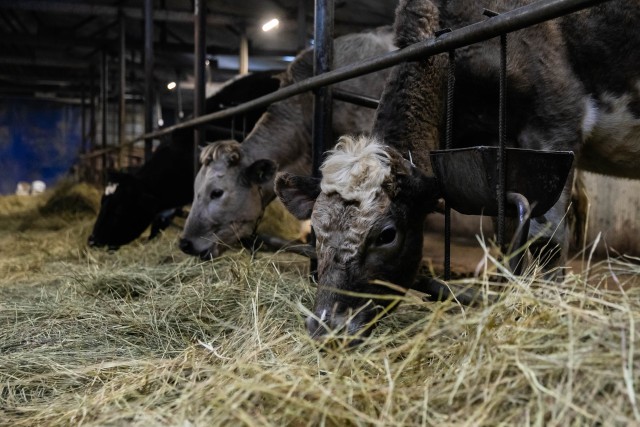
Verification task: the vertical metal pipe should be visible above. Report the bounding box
[101,49,108,182]
[176,75,184,120]
[297,0,308,51]
[118,12,126,169]
[239,31,249,75]
[194,0,206,177]
[89,66,97,183]
[497,33,507,251]
[89,67,96,153]
[444,50,456,281]
[81,84,86,155]
[312,0,333,176]
[144,0,154,162]
[310,0,334,278]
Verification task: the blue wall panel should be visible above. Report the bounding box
[0,98,82,195]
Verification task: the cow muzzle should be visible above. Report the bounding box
[305,302,380,346]
[178,238,221,260]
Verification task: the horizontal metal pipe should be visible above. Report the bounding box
[115,0,608,148]
[333,89,379,109]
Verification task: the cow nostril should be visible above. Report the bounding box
[179,238,194,254]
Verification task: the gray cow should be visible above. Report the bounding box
[179,27,396,259]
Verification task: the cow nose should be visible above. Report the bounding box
[179,238,194,255]
[306,315,325,339]
[306,314,366,347]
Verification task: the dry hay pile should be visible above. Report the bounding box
[1,184,640,426]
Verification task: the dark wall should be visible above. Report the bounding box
[0,97,81,194]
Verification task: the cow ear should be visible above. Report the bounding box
[244,159,277,185]
[274,172,321,220]
[396,167,441,213]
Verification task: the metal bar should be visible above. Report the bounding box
[176,75,184,120]
[310,0,334,279]
[497,33,507,250]
[118,0,609,148]
[118,12,126,169]
[89,66,96,155]
[312,0,333,177]
[143,0,154,161]
[332,89,378,109]
[81,84,86,155]
[297,0,308,51]
[194,0,207,176]
[444,49,455,282]
[101,50,108,182]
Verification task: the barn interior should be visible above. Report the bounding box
[0,0,395,189]
[1,1,640,425]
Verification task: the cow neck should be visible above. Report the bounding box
[372,0,443,175]
[372,54,446,175]
[243,92,314,178]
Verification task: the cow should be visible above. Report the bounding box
[179,27,396,259]
[88,71,281,249]
[275,0,640,340]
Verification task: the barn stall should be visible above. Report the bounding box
[1,0,639,425]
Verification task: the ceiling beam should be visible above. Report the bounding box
[0,55,88,69]
[0,0,248,27]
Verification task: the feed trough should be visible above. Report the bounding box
[430,145,574,275]
[430,146,574,217]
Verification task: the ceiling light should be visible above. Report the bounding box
[167,81,177,90]
[262,18,279,32]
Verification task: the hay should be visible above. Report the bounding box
[39,180,101,216]
[1,185,639,426]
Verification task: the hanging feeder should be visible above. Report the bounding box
[430,10,574,277]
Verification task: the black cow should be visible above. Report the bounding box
[88,70,281,249]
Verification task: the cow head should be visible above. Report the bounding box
[275,135,440,342]
[88,172,159,249]
[180,140,277,259]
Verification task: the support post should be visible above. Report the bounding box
[101,49,108,183]
[118,11,126,169]
[239,31,249,75]
[81,84,86,155]
[310,0,334,278]
[144,0,154,162]
[297,0,308,51]
[194,0,207,177]
[89,66,96,182]
[497,33,507,251]
[312,0,333,176]
[444,49,455,281]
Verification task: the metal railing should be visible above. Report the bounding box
[116,0,605,148]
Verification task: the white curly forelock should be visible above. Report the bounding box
[320,135,391,207]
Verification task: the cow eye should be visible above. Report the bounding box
[375,226,397,246]
[210,189,224,199]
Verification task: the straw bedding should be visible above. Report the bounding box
[1,184,639,426]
